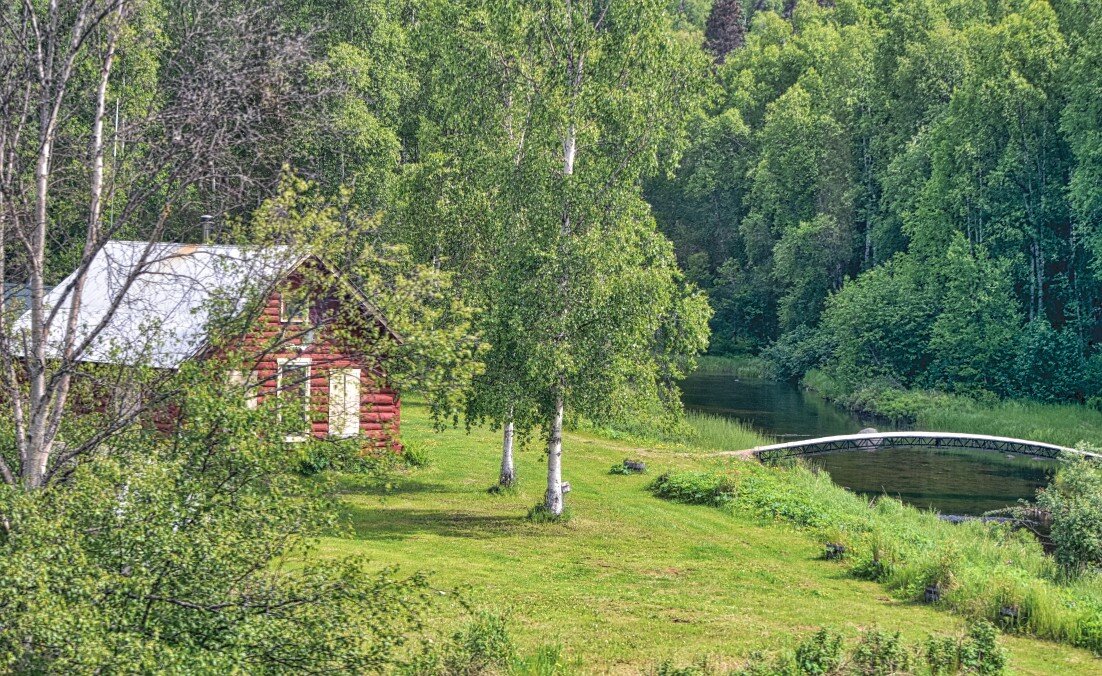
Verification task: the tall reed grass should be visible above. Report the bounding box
[684,411,770,452]
[692,354,774,379]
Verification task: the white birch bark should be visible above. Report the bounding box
[499,419,516,487]
[544,390,564,515]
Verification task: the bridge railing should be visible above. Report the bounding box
[750,431,1095,463]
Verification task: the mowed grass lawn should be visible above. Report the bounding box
[318,401,1100,674]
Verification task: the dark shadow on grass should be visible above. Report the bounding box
[341,504,529,541]
[334,478,451,497]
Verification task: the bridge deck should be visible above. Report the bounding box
[749,431,1098,461]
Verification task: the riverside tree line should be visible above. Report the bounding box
[652,0,1102,404]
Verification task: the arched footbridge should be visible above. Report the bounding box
[745,431,1100,463]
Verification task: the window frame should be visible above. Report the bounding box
[279,292,310,324]
[328,367,362,439]
[276,357,312,442]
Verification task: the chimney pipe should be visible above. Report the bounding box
[200,214,213,243]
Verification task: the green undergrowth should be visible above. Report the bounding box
[649,461,1102,653]
[656,622,1008,676]
[802,370,1102,449]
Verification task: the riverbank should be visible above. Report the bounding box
[317,401,1100,673]
[649,459,1102,656]
[802,369,1102,450]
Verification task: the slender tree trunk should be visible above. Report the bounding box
[544,389,564,515]
[499,418,516,487]
[1033,238,1044,322]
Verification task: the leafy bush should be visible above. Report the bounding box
[721,625,1008,675]
[794,628,844,675]
[850,629,911,675]
[0,364,435,672]
[924,635,961,675]
[1035,459,1102,574]
[402,439,432,468]
[297,438,424,476]
[957,622,1007,675]
[647,471,738,507]
[444,612,516,674]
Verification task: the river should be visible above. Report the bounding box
[680,373,1054,516]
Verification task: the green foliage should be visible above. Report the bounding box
[801,370,1102,450]
[927,240,1022,396]
[794,628,845,675]
[708,624,1011,675]
[957,622,1007,675]
[441,612,516,674]
[684,412,769,453]
[0,363,433,672]
[1035,459,1102,574]
[921,623,1008,676]
[647,471,739,507]
[651,0,1102,402]
[692,354,775,378]
[850,629,911,675]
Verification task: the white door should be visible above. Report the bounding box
[329,368,361,438]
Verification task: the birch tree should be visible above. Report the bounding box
[503,0,712,516]
[0,0,314,489]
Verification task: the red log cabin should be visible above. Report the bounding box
[21,240,401,447]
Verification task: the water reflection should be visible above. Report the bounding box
[680,373,1053,516]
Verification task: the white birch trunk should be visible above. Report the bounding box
[499,419,516,487]
[543,391,564,515]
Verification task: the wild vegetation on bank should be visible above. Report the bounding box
[650,457,1102,655]
[800,369,1102,449]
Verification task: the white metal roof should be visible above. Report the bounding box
[14,241,299,369]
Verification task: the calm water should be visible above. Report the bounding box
[680,373,1054,516]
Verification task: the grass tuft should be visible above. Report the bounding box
[525,503,572,524]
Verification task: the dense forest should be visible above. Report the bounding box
[651,0,1102,404]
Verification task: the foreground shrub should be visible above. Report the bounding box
[851,629,911,675]
[794,629,844,675]
[1035,458,1102,574]
[297,437,423,476]
[653,624,1009,675]
[648,471,739,507]
[410,614,571,675]
[0,365,434,672]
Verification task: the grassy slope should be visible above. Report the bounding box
[319,402,1099,673]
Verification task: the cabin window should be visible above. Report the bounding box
[280,292,310,324]
[228,370,259,410]
[276,358,311,442]
[328,368,361,439]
